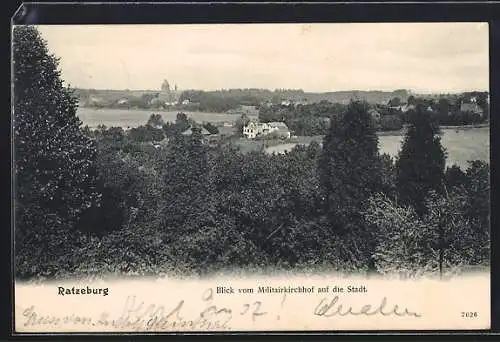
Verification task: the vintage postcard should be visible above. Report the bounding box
[12,23,490,333]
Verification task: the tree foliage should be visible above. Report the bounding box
[395,105,447,215]
[319,100,383,227]
[318,100,384,270]
[13,26,101,278]
[14,27,489,280]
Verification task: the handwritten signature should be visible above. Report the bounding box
[314,296,422,318]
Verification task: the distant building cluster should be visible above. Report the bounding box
[156,79,181,107]
[385,95,485,118]
[243,121,291,139]
[460,102,484,116]
[388,103,416,113]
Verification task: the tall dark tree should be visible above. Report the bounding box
[407,95,417,106]
[395,105,446,215]
[319,100,382,220]
[147,113,165,128]
[160,127,214,235]
[174,112,191,134]
[388,97,401,107]
[318,100,383,269]
[13,26,101,277]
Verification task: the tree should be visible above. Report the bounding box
[159,127,214,237]
[407,95,417,106]
[175,112,190,131]
[363,190,486,278]
[13,26,101,278]
[437,98,450,121]
[128,125,153,142]
[141,93,156,106]
[318,100,383,269]
[444,165,467,190]
[464,160,490,232]
[388,97,401,107]
[319,100,382,218]
[395,105,446,215]
[203,122,219,135]
[235,114,251,136]
[380,115,403,131]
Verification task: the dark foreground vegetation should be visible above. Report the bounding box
[14,26,490,281]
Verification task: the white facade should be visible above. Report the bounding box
[243,121,290,139]
[243,122,258,139]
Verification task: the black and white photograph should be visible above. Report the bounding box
[13,22,491,332]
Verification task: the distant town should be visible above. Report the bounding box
[75,79,489,144]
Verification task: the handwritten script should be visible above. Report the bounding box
[19,289,421,331]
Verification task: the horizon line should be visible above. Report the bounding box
[69,86,489,95]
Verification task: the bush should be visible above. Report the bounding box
[363,190,489,279]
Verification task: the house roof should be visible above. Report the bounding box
[400,104,416,112]
[461,103,483,112]
[267,122,290,134]
[217,126,236,136]
[182,126,212,136]
[267,122,289,129]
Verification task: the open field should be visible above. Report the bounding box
[77,107,258,128]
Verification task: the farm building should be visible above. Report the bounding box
[182,125,212,136]
[243,121,291,139]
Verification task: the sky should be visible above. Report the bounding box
[35,23,489,93]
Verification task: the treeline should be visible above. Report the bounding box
[79,91,168,110]
[178,89,307,113]
[384,93,489,126]
[91,113,220,144]
[259,101,347,136]
[15,27,490,280]
[258,101,400,135]
[259,93,489,136]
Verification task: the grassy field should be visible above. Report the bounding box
[77,107,258,128]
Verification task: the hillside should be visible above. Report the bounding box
[72,87,411,107]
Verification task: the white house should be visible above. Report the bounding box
[267,122,291,139]
[243,121,290,139]
[400,104,416,112]
[242,121,260,139]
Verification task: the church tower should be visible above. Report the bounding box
[161,79,171,93]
